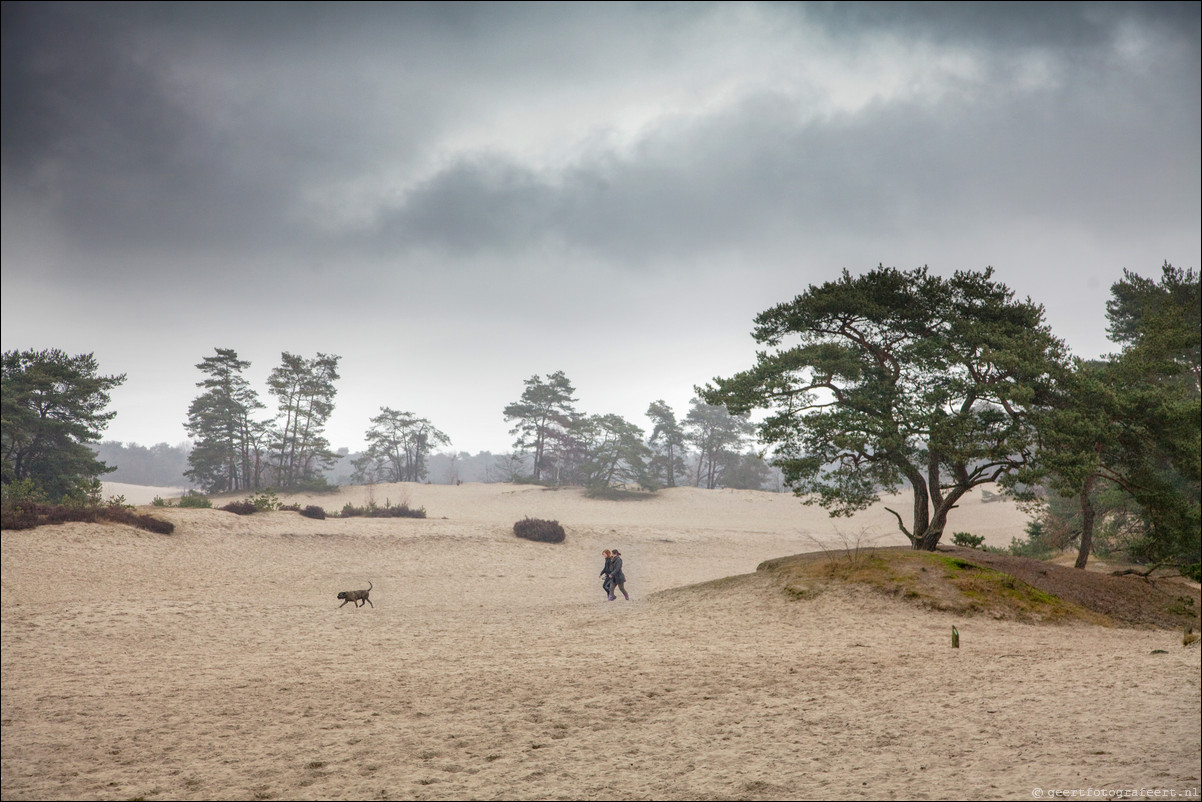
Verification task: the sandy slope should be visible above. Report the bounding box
[2,484,1198,801]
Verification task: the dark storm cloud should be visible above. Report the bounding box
[4,1,1196,270]
[1,2,466,259]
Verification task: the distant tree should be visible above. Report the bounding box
[646,400,688,488]
[443,450,461,485]
[502,371,580,483]
[490,452,529,483]
[683,398,754,489]
[184,348,267,493]
[717,449,774,491]
[349,451,387,485]
[93,441,191,487]
[266,352,340,489]
[1,349,126,500]
[361,407,451,483]
[576,413,653,489]
[701,266,1068,549]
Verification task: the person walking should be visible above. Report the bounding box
[608,549,629,601]
[599,549,615,599]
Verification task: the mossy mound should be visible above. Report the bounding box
[757,546,1201,629]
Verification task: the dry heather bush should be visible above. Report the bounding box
[0,501,174,534]
[220,500,258,516]
[514,517,566,543]
[300,505,326,520]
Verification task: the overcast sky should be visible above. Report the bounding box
[3,1,1199,456]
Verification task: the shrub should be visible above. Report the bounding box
[249,490,280,512]
[300,505,326,520]
[0,500,173,534]
[178,492,212,509]
[278,503,301,512]
[136,514,175,534]
[952,532,986,549]
[380,502,425,519]
[293,477,339,494]
[220,500,258,516]
[513,517,566,543]
[1008,520,1057,560]
[337,500,425,519]
[584,485,655,501]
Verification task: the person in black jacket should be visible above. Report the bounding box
[599,549,615,599]
[608,549,629,601]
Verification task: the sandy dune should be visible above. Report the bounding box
[2,483,1199,800]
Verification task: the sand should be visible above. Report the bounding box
[2,483,1199,801]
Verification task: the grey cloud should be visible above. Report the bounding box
[3,2,1197,275]
[805,1,1198,51]
[359,57,1199,267]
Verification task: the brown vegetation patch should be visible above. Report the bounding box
[1,502,174,535]
[757,546,1201,629]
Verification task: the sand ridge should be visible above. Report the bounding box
[2,483,1199,800]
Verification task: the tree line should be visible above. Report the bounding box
[497,371,770,491]
[3,262,1197,576]
[72,349,776,495]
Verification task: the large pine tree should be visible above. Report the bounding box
[184,348,266,493]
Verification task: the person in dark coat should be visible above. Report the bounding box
[599,549,615,598]
[608,549,629,600]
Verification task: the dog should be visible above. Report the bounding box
[337,581,373,608]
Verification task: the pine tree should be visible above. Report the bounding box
[2,349,125,500]
[184,348,266,493]
[646,400,687,488]
[266,352,341,489]
[702,266,1069,549]
[502,371,579,483]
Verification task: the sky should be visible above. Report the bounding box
[3,1,1199,456]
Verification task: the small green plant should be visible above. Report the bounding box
[151,496,169,507]
[178,491,212,509]
[952,532,986,549]
[1007,520,1057,560]
[249,490,280,512]
[337,500,425,519]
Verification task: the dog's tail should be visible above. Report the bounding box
[367,580,373,592]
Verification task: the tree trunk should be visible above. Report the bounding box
[916,527,944,551]
[1075,474,1096,569]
